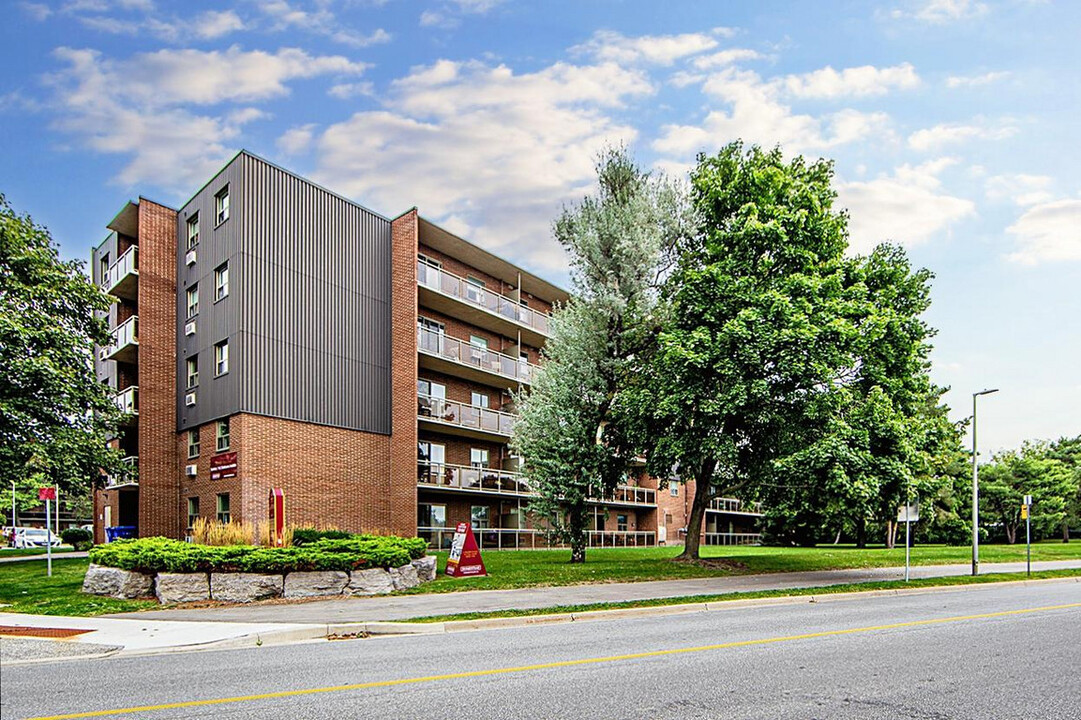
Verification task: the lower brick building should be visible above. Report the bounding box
[91,151,760,547]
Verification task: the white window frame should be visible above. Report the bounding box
[215,186,230,225]
[186,285,199,319]
[187,213,199,250]
[471,505,490,529]
[216,419,230,452]
[186,356,199,389]
[214,262,229,301]
[187,497,200,529]
[187,429,200,458]
[471,391,489,408]
[214,340,229,376]
[216,493,230,524]
[470,447,489,469]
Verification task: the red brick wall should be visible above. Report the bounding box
[418,244,553,315]
[418,369,512,411]
[135,199,180,538]
[387,209,420,535]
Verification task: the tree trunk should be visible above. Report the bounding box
[567,505,587,563]
[833,528,843,545]
[677,460,715,561]
[1063,520,1070,543]
[885,520,896,549]
[1005,524,1016,545]
[855,516,867,549]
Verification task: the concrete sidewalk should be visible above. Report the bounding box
[0,550,88,563]
[109,558,1081,624]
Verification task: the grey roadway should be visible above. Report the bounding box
[112,558,1081,623]
[3,580,1079,719]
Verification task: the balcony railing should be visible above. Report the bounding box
[417,462,656,507]
[418,394,516,437]
[418,262,550,336]
[102,245,138,298]
[703,532,761,546]
[707,497,763,515]
[418,526,656,550]
[417,327,537,385]
[114,386,138,417]
[102,315,138,362]
[106,455,138,487]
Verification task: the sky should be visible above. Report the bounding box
[1,0,1078,453]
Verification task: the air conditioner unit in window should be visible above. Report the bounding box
[184,320,196,336]
[185,249,197,266]
[185,392,196,406]
[185,464,197,477]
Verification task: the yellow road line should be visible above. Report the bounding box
[26,601,1081,720]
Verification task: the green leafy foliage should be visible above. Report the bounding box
[291,528,354,546]
[61,527,93,550]
[979,441,1077,543]
[0,195,124,510]
[88,535,427,574]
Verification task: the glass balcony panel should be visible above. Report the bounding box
[460,405,480,429]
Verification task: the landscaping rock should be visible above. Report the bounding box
[81,564,153,599]
[283,571,349,598]
[411,556,437,583]
[210,573,283,603]
[155,573,210,604]
[347,568,394,596]
[390,563,420,591]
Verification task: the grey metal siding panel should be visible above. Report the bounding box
[175,152,392,434]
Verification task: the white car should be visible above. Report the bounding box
[14,528,61,549]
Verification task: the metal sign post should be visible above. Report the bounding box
[39,487,57,577]
[898,500,920,582]
[1023,494,1032,577]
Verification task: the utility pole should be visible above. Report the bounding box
[971,388,999,576]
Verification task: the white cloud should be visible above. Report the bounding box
[20,2,52,20]
[907,121,1016,151]
[654,67,892,157]
[890,0,989,23]
[946,71,1009,88]
[196,10,245,40]
[277,124,317,155]
[258,0,391,47]
[781,63,920,98]
[837,158,976,253]
[572,29,726,66]
[985,174,1054,206]
[690,48,764,70]
[306,59,653,272]
[450,0,504,12]
[45,46,366,192]
[419,10,454,28]
[1006,198,1081,264]
[328,81,375,99]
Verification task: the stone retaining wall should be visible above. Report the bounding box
[82,556,438,604]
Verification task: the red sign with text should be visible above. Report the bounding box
[444,522,487,578]
[268,488,286,546]
[38,487,56,501]
[210,452,238,480]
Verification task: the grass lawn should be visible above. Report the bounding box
[0,558,156,616]
[0,546,78,558]
[2,542,1079,617]
[408,541,1081,594]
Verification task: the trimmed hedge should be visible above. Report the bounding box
[88,535,428,575]
[292,528,354,546]
[62,528,93,550]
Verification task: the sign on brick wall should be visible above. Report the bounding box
[211,452,238,480]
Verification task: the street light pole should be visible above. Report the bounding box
[972,388,999,576]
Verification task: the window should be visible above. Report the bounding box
[216,419,230,451]
[187,429,200,458]
[465,276,485,303]
[417,441,445,465]
[99,253,109,283]
[471,391,489,408]
[469,335,488,349]
[215,186,230,225]
[670,484,679,497]
[418,503,447,528]
[470,447,489,469]
[186,285,199,318]
[417,379,446,400]
[214,340,229,376]
[187,497,200,529]
[617,514,629,532]
[186,357,199,389]
[418,254,442,269]
[186,213,199,250]
[216,493,230,524]
[418,317,444,333]
[471,505,490,529]
[595,511,605,531]
[214,262,229,301]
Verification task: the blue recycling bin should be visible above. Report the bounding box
[105,525,137,542]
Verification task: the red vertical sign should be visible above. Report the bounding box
[445,522,487,577]
[268,488,285,546]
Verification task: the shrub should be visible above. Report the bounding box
[191,518,256,546]
[292,527,353,546]
[88,534,427,575]
[61,527,93,550]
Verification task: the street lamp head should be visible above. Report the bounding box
[974,388,999,397]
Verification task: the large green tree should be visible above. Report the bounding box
[623,142,871,560]
[511,147,689,562]
[980,442,1075,543]
[0,194,123,520]
[1047,435,1081,542]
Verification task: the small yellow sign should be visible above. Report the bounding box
[1021,504,1029,519]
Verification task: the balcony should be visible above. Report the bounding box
[103,245,138,301]
[417,327,538,390]
[418,526,656,550]
[417,262,550,346]
[417,394,516,441]
[102,315,138,364]
[114,386,138,425]
[417,462,656,507]
[703,532,761,546]
[105,455,138,488]
[707,497,763,516]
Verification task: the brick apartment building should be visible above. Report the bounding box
[91,151,760,548]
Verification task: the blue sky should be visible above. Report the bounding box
[2,0,1078,452]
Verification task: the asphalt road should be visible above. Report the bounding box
[3,581,1079,720]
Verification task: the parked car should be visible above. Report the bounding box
[13,527,61,549]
